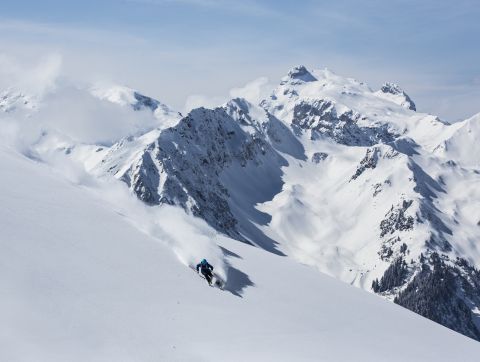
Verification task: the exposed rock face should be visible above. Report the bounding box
[97,106,287,247]
[380,200,415,238]
[292,100,397,145]
[281,65,317,84]
[372,179,391,197]
[351,147,380,180]
[311,152,328,163]
[128,149,161,205]
[351,146,399,180]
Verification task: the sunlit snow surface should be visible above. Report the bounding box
[2,66,480,359]
[1,146,480,361]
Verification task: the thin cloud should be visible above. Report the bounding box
[0,0,478,122]
[0,18,148,46]
[124,0,284,18]
[0,53,62,95]
[229,76,273,104]
[183,94,227,114]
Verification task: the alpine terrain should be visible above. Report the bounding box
[2,65,480,360]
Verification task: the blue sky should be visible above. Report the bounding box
[0,0,479,120]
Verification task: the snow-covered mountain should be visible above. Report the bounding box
[2,64,480,350]
[375,82,417,111]
[67,65,480,342]
[3,145,480,361]
[260,66,480,341]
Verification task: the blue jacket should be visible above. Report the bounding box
[196,260,213,274]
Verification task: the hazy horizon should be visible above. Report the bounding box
[1,0,479,122]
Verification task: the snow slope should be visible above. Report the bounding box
[2,63,480,350]
[66,65,480,341]
[2,145,480,361]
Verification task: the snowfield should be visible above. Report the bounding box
[2,63,480,359]
[1,145,480,361]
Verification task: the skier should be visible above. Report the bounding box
[196,259,214,285]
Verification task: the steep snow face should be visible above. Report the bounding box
[2,145,480,361]
[258,141,428,285]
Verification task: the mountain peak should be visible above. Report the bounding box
[281,65,317,85]
[379,82,416,111]
[91,84,162,112]
[381,82,404,95]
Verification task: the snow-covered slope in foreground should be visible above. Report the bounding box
[1,146,479,361]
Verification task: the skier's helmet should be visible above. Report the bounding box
[201,259,207,265]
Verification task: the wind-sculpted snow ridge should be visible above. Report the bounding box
[7,65,480,343]
[90,84,182,129]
